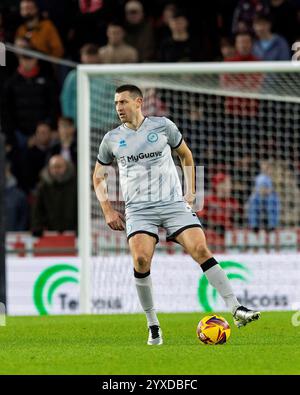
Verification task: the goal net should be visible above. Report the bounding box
[78,62,300,313]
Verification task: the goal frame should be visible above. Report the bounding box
[77,61,300,314]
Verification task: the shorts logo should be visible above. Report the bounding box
[147,132,158,143]
[119,139,127,148]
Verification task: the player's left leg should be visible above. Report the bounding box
[175,227,260,327]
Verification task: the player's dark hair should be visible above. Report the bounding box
[115,85,143,98]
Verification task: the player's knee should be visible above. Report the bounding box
[134,253,151,272]
[193,243,210,262]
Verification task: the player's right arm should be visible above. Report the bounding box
[93,161,125,231]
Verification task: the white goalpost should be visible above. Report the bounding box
[78,62,300,314]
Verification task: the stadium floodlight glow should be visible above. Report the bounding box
[78,61,300,314]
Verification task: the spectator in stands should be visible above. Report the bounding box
[154,2,177,45]
[49,117,77,167]
[221,32,261,119]
[60,44,101,124]
[34,0,77,49]
[142,88,168,117]
[268,159,300,227]
[231,153,258,215]
[99,21,138,64]
[124,0,155,62]
[158,11,199,62]
[269,0,299,45]
[15,0,64,58]
[31,155,77,236]
[232,0,270,34]
[198,173,240,235]
[1,51,58,151]
[228,32,258,61]
[221,32,262,117]
[80,43,100,64]
[14,34,56,81]
[25,121,54,192]
[5,161,28,231]
[252,14,290,60]
[182,103,206,169]
[247,166,280,232]
[219,37,236,60]
[68,0,107,60]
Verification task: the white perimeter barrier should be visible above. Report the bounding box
[7,254,300,315]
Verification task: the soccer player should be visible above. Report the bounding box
[93,84,260,345]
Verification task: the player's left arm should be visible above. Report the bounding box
[174,140,196,206]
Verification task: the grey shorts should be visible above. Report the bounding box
[125,201,202,244]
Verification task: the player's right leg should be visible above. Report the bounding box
[128,233,163,345]
[174,226,260,328]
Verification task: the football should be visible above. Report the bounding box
[196,314,231,345]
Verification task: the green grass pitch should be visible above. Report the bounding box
[0,311,299,375]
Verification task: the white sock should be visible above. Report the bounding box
[134,272,159,327]
[202,259,241,314]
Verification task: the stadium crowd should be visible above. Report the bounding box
[1,0,300,235]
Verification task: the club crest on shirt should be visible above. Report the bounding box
[119,139,127,148]
[147,132,158,143]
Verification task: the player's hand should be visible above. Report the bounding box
[184,192,196,207]
[105,210,125,231]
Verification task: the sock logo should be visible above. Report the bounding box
[198,261,250,311]
[33,264,79,315]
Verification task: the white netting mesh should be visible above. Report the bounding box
[87,68,300,255]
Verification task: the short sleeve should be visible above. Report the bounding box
[97,135,114,165]
[164,117,183,149]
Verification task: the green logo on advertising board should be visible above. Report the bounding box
[198,261,251,311]
[33,264,79,315]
